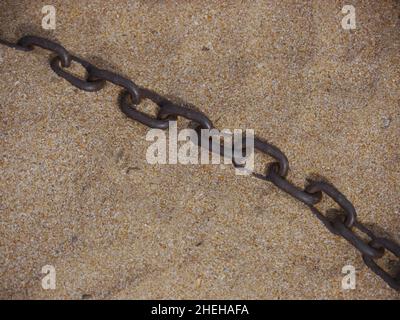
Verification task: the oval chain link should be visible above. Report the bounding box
[50,55,106,92]
[119,88,172,129]
[17,35,71,67]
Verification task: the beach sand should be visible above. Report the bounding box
[0,0,399,299]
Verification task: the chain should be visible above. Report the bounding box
[1,35,399,292]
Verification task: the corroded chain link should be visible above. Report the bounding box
[1,35,399,292]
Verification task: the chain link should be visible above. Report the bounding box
[88,65,141,103]
[192,126,248,167]
[158,101,213,130]
[1,35,399,292]
[306,181,357,228]
[265,162,322,206]
[330,216,385,258]
[253,136,289,178]
[18,35,72,67]
[119,88,172,129]
[50,55,106,92]
[363,238,400,291]
[0,38,31,52]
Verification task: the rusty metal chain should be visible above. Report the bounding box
[1,35,399,292]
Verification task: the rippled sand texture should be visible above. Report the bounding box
[0,0,399,299]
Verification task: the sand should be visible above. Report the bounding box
[0,0,399,299]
